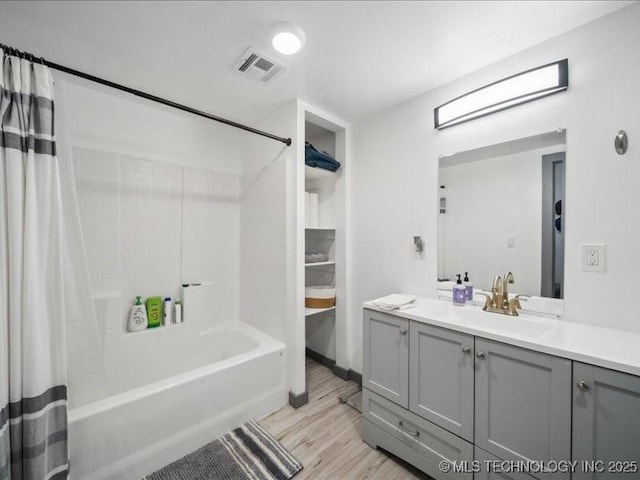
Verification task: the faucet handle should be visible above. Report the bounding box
[476,292,494,311]
[507,294,529,316]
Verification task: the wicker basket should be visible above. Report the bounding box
[305,286,336,308]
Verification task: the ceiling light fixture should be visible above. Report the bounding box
[434,59,569,129]
[271,22,306,55]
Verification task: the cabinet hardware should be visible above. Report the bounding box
[476,352,486,359]
[577,380,589,392]
[399,327,407,335]
[398,420,419,437]
[462,346,471,353]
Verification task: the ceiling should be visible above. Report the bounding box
[0,1,634,126]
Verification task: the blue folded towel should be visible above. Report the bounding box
[305,142,341,172]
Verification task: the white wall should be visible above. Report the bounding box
[60,76,249,174]
[439,145,563,295]
[350,3,640,373]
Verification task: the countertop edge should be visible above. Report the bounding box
[363,299,640,377]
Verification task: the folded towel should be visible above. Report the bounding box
[371,294,417,311]
[305,142,341,172]
[305,253,330,263]
[437,281,456,291]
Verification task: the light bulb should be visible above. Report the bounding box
[271,23,305,55]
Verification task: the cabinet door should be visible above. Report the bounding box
[474,447,537,480]
[409,322,474,441]
[475,338,571,479]
[363,309,409,407]
[572,362,640,480]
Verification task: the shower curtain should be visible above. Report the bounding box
[0,51,70,479]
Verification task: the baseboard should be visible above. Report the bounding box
[305,348,336,368]
[288,390,309,409]
[305,348,362,386]
[332,364,349,380]
[348,369,363,386]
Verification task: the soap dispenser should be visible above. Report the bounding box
[463,272,473,300]
[127,296,148,332]
[453,274,466,306]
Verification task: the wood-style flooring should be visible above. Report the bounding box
[259,358,431,480]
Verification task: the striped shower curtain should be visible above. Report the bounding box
[0,50,70,479]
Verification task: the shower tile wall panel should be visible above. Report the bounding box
[73,147,243,399]
[73,147,120,298]
[241,159,288,341]
[182,168,241,324]
[119,155,183,322]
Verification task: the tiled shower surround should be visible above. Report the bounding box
[71,146,289,407]
[74,146,241,327]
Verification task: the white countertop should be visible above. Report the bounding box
[364,296,640,377]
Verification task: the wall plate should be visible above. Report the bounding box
[581,244,606,272]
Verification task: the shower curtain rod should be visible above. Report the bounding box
[0,43,292,146]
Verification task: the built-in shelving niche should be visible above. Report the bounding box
[302,110,347,373]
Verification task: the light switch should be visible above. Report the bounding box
[506,237,516,248]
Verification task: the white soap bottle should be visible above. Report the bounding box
[174,299,182,324]
[163,297,173,326]
[127,296,148,332]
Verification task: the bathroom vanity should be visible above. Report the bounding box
[362,297,640,480]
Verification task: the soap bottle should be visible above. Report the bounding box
[453,274,466,306]
[163,297,173,326]
[463,272,473,300]
[146,296,162,328]
[127,296,148,332]
[174,300,182,324]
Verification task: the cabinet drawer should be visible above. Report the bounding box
[474,447,537,480]
[363,388,473,480]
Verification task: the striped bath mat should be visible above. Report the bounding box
[144,420,303,480]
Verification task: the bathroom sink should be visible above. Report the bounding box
[446,306,559,339]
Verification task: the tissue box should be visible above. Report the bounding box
[305,285,336,308]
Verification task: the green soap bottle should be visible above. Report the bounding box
[146,296,162,328]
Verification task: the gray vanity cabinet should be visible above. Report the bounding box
[363,309,409,408]
[572,362,640,480]
[474,447,537,480]
[474,338,572,479]
[409,322,474,442]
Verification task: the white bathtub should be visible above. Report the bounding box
[68,322,287,480]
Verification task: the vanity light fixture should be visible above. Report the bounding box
[434,59,568,129]
[271,22,306,55]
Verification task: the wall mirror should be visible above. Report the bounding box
[437,129,566,314]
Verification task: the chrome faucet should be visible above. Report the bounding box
[478,272,527,316]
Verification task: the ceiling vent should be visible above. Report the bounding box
[233,47,288,83]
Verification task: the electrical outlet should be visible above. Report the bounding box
[581,244,606,272]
